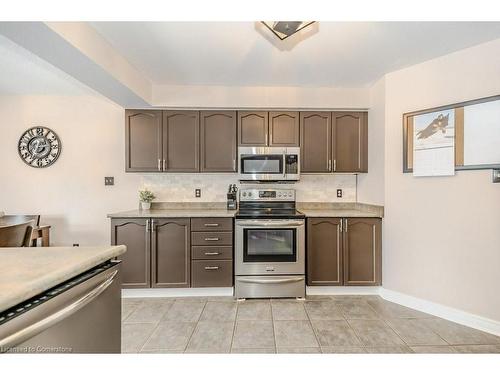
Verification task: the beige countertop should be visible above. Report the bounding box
[108,202,383,219]
[298,209,382,218]
[0,245,126,313]
[107,209,236,218]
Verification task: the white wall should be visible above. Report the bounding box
[0,95,141,246]
[153,84,369,109]
[382,38,500,321]
[357,76,385,205]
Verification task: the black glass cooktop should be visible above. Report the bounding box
[235,208,305,219]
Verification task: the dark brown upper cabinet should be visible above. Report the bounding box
[111,218,150,288]
[238,111,269,146]
[269,111,300,146]
[151,218,191,288]
[332,111,368,173]
[343,218,381,286]
[300,112,332,173]
[162,111,200,172]
[307,218,343,286]
[200,111,237,172]
[125,110,162,172]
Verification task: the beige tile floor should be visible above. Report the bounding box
[121,295,500,354]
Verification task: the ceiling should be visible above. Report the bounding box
[91,22,500,88]
[0,35,92,95]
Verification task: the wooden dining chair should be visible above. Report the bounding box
[0,221,35,247]
[0,215,40,226]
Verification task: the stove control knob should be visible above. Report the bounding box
[248,192,252,197]
[242,192,247,197]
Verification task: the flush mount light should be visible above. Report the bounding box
[261,21,316,40]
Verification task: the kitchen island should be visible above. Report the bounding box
[0,246,126,353]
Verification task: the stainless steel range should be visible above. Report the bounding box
[235,188,305,299]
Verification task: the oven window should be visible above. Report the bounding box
[243,228,296,262]
[241,155,283,174]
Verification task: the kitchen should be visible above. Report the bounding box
[1,3,500,374]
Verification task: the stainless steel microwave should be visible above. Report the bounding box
[238,147,300,181]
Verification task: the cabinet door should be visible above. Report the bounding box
[343,218,381,286]
[238,111,269,146]
[306,218,343,286]
[125,110,162,172]
[111,218,150,288]
[332,111,368,172]
[200,111,237,172]
[269,111,299,146]
[163,111,200,172]
[151,218,191,288]
[300,112,332,173]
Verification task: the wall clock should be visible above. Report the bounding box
[18,126,62,168]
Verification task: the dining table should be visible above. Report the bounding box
[0,217,51,247]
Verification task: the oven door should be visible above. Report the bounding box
[238,147,286,181]
[235,219,305,275]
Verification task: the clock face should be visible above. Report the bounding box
[18,127,62,168]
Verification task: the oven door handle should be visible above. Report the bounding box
[238,276,305,284]
[236,220,304,227]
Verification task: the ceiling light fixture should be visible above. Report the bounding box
[261,21,316,40]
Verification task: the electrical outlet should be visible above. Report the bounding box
[73,243,79,247]
[336,189,343,198]
[195,188,201,198]
[104,177,114,186]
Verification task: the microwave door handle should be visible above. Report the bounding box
[283,151,286,178]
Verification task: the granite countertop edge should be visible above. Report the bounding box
[0,245,126,313]
[108,203,383,218]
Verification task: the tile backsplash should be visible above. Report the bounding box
[140,174,357,202]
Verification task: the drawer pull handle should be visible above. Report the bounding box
[204,237,220,241]
[204,266,219,270]
[204,252,220,256]
[204,223,219,227]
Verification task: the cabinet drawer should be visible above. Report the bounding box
[191,260,233,287]
[191,232,233,246]
[192,246,233,260]
[191,218,233,232]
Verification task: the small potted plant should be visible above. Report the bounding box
[139,189,155,210]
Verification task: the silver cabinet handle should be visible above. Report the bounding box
[204,252,220,256]
[333,159,337,172]
[0,269,118,352]
[204,223,219,227]
[151,220,156,232]
[328,159,332,171]
[238,276,304,284]
[344,218,348,232]
[233,159,236,171]
[162,159,166,171]
[340,219,343,232]
[204,266,219,270]
[204,237,220,241]
[158,159,161,171]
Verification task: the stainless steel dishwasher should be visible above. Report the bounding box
[0,260,121,353]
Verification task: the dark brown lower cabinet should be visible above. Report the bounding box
[343,218,381,285]
[111,218,150,288]
[306,217,381,286]
[307,218,343,286]
[151,218,191,288]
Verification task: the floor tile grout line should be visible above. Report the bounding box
[303,303,321,349]
[229,302,239,353]
[132,299,175,353]
[183,300,208,353]
[270,301,277,353]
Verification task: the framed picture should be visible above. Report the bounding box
[402,94,500,173]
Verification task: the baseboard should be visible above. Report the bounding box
[122,287,234,298]
[306,286,381,295]
[380,288,500,337]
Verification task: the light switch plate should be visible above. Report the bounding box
[493,169,500,183]
[104,177,114,186]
